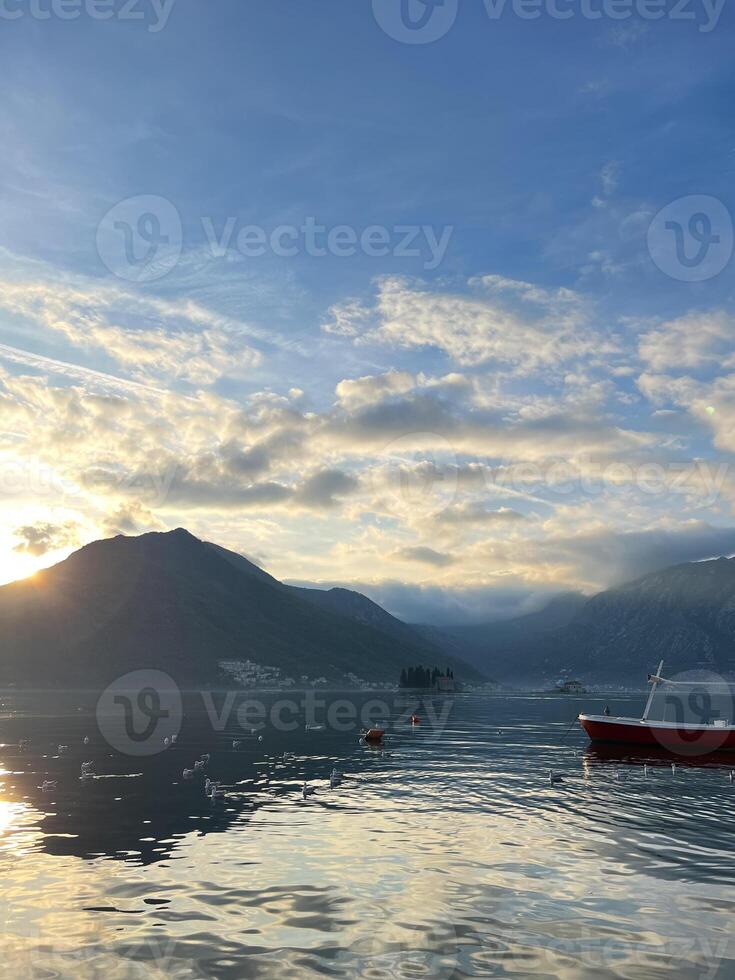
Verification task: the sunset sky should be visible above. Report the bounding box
[0,3,734,623]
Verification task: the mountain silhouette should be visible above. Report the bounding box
[0,529,480,688]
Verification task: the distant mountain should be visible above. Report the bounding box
[292,586,427,644]
[538,557,735,684]
[0,529,482,689]
[416,592,586,680]
[423,559,735,686]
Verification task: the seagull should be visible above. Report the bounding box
[182,768,194,779]
[163,737,170,747]
[194,760,205,770]
[643,765,649,778]
[41,780,57,792]
[548,770,564,784]
[18,739,29,751]
[171,735,178,744]
[729,770,734,783]
[204,778,227,799]
[80,762,95,774]
[83,736,90,745]
[232,740,242,749]
[671,763,677,776]
[302,782,317,798]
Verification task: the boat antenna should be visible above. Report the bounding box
[642,660,664,722]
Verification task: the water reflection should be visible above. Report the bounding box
[0,692,734,978]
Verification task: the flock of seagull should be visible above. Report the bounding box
[24,727,389,803]
[20,725,735,800]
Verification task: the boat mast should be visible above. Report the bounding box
[642,660,664,722]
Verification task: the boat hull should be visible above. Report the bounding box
[579,714,735,753]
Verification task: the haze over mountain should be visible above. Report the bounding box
[0,529,480,689]
[424,557,735,686]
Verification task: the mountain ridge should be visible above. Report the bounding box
[0,529,482,689]
[422,557,735,686]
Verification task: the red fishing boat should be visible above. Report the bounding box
[579,661,735,753]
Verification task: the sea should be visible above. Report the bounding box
[1,690,734,979]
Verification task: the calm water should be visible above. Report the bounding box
[2,691,735,979]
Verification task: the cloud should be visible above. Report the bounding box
[295,578,565,626]
[328,392,655,460]
[325,274,611,371]
[535,522,735,588]
[639,311,735,373]
[13,521,80,557]
[0,279,262,388]
[392,546,456,567]
[0,256,731,615]
[638,370,735,453]
[0,342,164,398]
[335,371,416,410]
[609,20,648,47]
[600,161,620,196]
[322,298,373,337]
[434,503,529,525]
[296,469,360,509]
[102,503,166,537]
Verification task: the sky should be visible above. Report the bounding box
[0,0,734,623]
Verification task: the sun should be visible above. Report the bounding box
[0,549,42,586]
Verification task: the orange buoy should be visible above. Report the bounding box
[363,727,385,741]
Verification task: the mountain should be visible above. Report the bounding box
[0,529,482,689]
[415,592,586,673]
[291,586,427,644]
[538,557,735,684]
[423,558,735,686]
